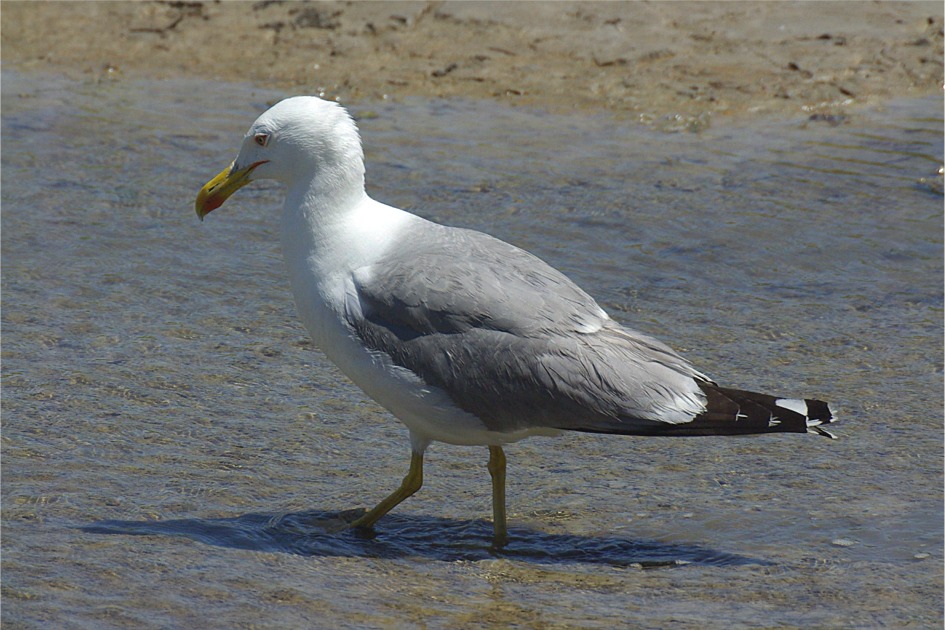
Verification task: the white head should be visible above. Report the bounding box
[196,96,365,219]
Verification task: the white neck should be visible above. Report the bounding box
[279,181,417,319]
[281,180,367,280]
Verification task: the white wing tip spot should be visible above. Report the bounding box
[775,398,808,416]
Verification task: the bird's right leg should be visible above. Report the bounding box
[488,445,508,548]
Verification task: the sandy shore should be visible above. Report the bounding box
[3,1,942,126]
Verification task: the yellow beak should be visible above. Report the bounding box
[195,160,267,220]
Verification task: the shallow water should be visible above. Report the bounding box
[2,71,942,628]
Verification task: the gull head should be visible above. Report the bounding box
[196,96,365,220]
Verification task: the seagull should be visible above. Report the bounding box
[195,96,835,547]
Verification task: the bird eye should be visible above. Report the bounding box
[254,133,269,147]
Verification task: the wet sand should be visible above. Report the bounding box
[3,1,942,124]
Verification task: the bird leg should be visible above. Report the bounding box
[348,450,423,531]
[488,445,508,547]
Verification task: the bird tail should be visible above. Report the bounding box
[642,383,836,438]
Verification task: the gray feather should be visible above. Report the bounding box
[345,222,708,434]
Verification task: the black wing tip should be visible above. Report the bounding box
[805,400,838,439]
[691,384,839,438]
[810,424,838,439]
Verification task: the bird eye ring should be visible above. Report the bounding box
[254,133,269,147]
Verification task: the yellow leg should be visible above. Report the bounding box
[349,451,423,531]
[488,445,508,547]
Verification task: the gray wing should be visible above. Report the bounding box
[345,222,709,434]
